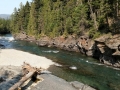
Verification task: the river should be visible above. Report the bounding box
[0,34,120,90]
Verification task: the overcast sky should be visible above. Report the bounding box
[0,0,32,14]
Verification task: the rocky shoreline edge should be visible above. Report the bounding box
[0,65,96,90]
[14,32,120,68]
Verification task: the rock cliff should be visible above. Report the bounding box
[94,34,120,67]
[77,34,120,68]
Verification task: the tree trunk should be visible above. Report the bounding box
[88,0,98,30]
[9,62,43,90]
[9,71,35,90]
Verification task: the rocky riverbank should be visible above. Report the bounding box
[0,49,95,90]
[14,32,120,68]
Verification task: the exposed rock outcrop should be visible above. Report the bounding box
[14,32,36,43]
[76,36,102,59]
[75,35,120,67]
[70,81,96,90]
[94,34,120,67]
[37,36,51,46]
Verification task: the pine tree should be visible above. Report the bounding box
[12,7,19,33]
[0,18,10,34]
[27,2,37,35]
[18,2,25,31]
[24,1,30,31]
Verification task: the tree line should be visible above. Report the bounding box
[8,0,120,38]
[0,18,10,34]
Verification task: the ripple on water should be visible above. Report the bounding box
[42,50,59,53]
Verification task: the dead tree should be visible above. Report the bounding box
[9,62,44,90]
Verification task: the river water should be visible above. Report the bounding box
[0,34,120,90]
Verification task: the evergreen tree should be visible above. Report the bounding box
[27,2,37,35]
[0,18,10,34]
[24,1,30,31]
[9,0,120,38]
[17,2,25,31]
[11,7,19,33]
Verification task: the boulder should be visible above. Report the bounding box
[14,32,27,40]
[70,81,96,90]
[61,36,78,52]
[95,34,120,50]
[76,36,101,58]
[25,36,36,42]
[94,34,120,67]
[49,36,65,48]
[37,36,51,47]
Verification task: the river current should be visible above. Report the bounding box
[0,34,120,90]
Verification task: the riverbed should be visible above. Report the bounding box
[0,34,120,90]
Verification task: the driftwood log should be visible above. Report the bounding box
[9,62,44,90]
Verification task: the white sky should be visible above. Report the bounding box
[0,0,32,14]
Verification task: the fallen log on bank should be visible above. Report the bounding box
[9,62,44,90]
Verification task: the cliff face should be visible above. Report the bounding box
[77,34,120,68]
[14,33,120,68]
[94,35,120,67]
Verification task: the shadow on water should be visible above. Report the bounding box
[1,34,120,90]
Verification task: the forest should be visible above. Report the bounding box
[0,18,10,34]
[1,0,120,38]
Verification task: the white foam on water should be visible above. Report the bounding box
[87,61,103,66]
[117,74,120,76]
[69,66,77,70]
[8,37,14,41]
[42,50,59,53]
[53,51,59,53]
[0,35,14,41]
[42,50,52,53]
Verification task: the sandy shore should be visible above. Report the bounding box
[0,49,54,69]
